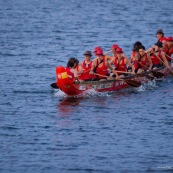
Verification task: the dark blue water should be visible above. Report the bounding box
[1,0,173,173]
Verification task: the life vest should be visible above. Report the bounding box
[150,51,162,65]
[130,51,137,63]
[139,54,148,69]
[81,60,94,80]
[158,37,167,43]
[95,56,108,79]
[164,43,173,60]
[113,56,127,73]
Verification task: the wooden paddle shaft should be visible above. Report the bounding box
[104,50,112,55]
[93,73,141,87]
[115,70,133,74]
[165,54,173,60]
[154,53,173,74]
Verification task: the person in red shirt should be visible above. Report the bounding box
[90,47,119,80]
[149,42,169,69]
[110,47,135,76]
[78,51,95,81]
[164,36,173,61]
[130,41,142,63]
[66,58,80,83]
[133,45,153,73]
[93,46,113,61]
[156,29,167,48]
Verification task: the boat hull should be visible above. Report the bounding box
[55,65,172,96]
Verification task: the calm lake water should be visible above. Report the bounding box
[0,0,173,173]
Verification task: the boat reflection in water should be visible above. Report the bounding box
[57,97,83,117]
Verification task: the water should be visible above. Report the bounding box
[0,0,173,172]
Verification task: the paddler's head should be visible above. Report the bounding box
[67,58,79,68]
[154,42,163,51]
[167,36,173,45]
[95,49,104,59]
[83,50,92,61]
[111,44,119,54]
[138,45,146,56]
[115,47,123,57]
[93,46,102,56]
[132,41,142,52]
[156,29,164,38]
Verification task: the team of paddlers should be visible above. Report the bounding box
[65,29,173,83]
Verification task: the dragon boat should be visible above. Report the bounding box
[51,65,173,96]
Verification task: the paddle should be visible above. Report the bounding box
[50,82,59,89]
[153,53,173,75]
[165,54,173,60]
[115,70,154,80]
[104,50,112,55]
[136,59,165,78]
[93,73,141,87]
[150,70,165,78]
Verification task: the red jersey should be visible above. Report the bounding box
[113,56,127,73]
[150,51,162,65]
[81,60,94,80]
[95,56,108,79]
[66,67,75,81]
[164,43,173,60]
[134,54,149,71]
[158,37,167,43]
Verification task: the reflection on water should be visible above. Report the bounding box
[57,97,83,117]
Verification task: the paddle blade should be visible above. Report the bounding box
[151,71,165,78]
[124,79,141,87]
[145,75,155,80]
[137,74,154,80]
[50,82,59,89]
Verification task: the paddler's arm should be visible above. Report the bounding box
[147,53,153,70]
[89,60,96,75]
[105,55,113,61]
[126,58,135,74]
[107,62,119,79]
[76,64,83,74]
[161,51,169,67]
[72,68,80,83]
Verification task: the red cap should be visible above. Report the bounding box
[112,44,119,50]
[167,36,173,42]
[116,47,123,53]
[95,49,104,55]
[94,46,102,52]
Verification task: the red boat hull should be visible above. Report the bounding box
[55,65,172,96]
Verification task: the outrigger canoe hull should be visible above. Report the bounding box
[55,66,172,96]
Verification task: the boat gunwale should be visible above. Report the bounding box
[74,66,165,85]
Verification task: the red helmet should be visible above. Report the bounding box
[167,36,173,42]
[112,44,119,50]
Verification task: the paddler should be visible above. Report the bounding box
[147,42,169,69]
[110,47,135,77]
[130,41,142,63]
[66,58,80,83]
[93,46,113,61]
[163,36,173,62]
[90,47,119,80]
[77,50,95,81]
[133,45,153,73]
[156,29,167,46]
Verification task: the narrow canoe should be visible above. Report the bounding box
[53,65,172,96]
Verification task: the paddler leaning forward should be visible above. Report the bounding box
[89,47,119,80]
